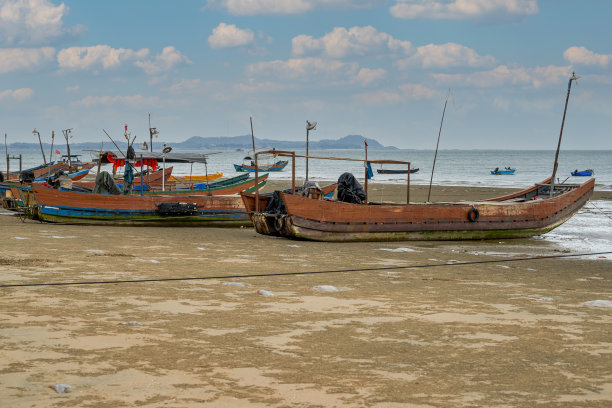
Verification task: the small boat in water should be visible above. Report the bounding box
[377,168,419,174]
[234,154,288,172]
[491,167,516,175]
[571,169,594,177]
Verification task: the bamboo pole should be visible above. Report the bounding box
[550,72,579,197]
[428,92,449,203]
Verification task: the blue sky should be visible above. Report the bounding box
[0,0,610,149]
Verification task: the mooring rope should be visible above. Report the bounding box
[0,251,610,289]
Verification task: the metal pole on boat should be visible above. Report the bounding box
[49,131,55,163]
[62,128,73,172]
[162,145,172,192]
[4,133,8,177]
[140,154,144,196]
[364,140,368,204]
[252,118,260,213]
[306,121,317,181]
[427,91,450,202]
[550,72,579,197]
[33,129,47,165]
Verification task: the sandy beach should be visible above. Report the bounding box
[1,183,611,407]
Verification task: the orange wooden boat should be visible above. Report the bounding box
[169,172,223,182]
[30,184,250,227]
[75,166,173,189]
[242,150,594,242]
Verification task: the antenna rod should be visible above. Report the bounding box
[428,92,450,202]
[250,116,256,154]
[550,72,579,197]
[103,129,126,157]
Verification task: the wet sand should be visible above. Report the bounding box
[1,183,611,407]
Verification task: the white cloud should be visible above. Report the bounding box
[292,26,412,58]
[0,0,84,45]
[563,46,611,67]
[135,46,191,75]
[57,45,189,75]
[398,83,440,99]
[0,47,55,73]
[208,0,384,16]
[390,0,538,21]
[395,43,495,69]
[208,23,255,49]
[72,94,160,108]
[0,87,35,101]
[433,65,571,88]
[57,45,149,71]
[247,57,359,81]
[353,68,386,86]
[65,85,79,93]
[354,90,403,106]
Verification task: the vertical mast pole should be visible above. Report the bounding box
[550,72,579,197]
[427,92,449,202]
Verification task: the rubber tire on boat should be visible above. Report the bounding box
[274,214,285,232]
[467,207,479,222]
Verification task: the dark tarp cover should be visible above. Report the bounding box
[93,171,122,195]
[337,172,366,204]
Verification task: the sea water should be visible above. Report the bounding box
[3,149,611,258]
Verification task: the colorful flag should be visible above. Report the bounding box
[364,140,368,147]
[55,150,60,155]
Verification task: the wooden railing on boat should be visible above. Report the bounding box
[253,149,411,212]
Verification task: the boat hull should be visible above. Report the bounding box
[376,168,419,174]
[234,161,288,172]
[31,185,250,227]
[249,178,594,242]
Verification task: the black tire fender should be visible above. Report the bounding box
[467,207,479,222]
[274,214,285,232]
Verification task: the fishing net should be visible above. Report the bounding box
[337,172,366,204]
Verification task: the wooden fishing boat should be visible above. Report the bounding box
[34,168,90,182]
[169,172,223,182]
[234,154,288,172]
[240,182,337,236]
[571,169,594,177]
[491,167,516,175]
[133,173,268,196]
[9,162,64,180]
[30,184,251,227]
[377,168,419,174]
[244,150,594,242]
[74,167,173,189]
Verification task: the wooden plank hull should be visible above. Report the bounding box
[31,185,250,227]
[139,173,267,196]
[234,161,288,172]
[248,178,594,241]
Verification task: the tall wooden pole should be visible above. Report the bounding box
[427,93,450,202]
[364,140,368,204]
[550,72,579,197]
[33,129,47,165]
[49,131,55,163]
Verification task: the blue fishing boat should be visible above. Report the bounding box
[571,169,594,176]
[234,154,288,172]
[491,167,516,175]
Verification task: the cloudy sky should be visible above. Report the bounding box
[0,0,610,149]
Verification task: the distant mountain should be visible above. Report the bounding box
[173,134,397,150]
[5,134,397,151]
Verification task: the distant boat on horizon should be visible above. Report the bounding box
[491,167,516,175]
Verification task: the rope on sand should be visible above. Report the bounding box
[1,251,610,289]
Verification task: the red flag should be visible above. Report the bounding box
[55,150,60,154]
[364,140,368,147]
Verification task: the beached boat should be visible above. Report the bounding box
[168,172,223,182]
[74,166,173,189]
[132,173,268,196]
[244,150,593,242]
[9,162,64,180]
[377,168,419,174]
[571,169,594,177]
[29,184,251,226]
[491,167,516,175]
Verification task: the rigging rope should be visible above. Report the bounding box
[0,251,610,289]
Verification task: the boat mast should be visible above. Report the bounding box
[33,129,47,165]
[306,120,316,181]
[62,128,73,171]
[550,72,579,197]
[427,91,450,202]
